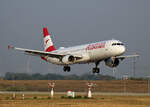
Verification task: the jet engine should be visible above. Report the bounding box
[62,55,75,64]
[105,57,119,68]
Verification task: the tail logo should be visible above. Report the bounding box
[46,39,50,44]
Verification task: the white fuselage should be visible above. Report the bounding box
[46,40,126,65]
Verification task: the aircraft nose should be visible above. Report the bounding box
[121,46,126,54]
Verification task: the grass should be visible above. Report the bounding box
[0,93,150,107]
[0,80,149,93]
[0,80,150,106]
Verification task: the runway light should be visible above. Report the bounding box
[48,81,55,98]
[86,81,96,98]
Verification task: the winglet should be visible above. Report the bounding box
[8,45,14,50]
[136,53,140,56]
[136,53,140,58]
[8,45,11,50]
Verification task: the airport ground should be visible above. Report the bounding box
[0,80,150,107]
[0,80,150,92]
[0,92,150,107]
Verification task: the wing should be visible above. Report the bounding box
[8,45,82,59]
[116,54,140,60]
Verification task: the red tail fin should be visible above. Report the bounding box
[43,27,56,52]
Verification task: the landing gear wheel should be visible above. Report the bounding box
[92,61,100,74]
[63,66,71,72]
[92,68,100,73]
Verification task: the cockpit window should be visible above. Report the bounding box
[112,43,116,46]
[112,43,124,46]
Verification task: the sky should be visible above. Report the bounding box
[0,0,150,78]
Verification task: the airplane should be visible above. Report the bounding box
[8,27,139,73]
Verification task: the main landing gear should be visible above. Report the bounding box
[63,66,71,72]
[92,61,100,74]
[63,61,100,73]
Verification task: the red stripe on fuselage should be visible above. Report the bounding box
[87,42,106,50]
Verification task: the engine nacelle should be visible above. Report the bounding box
[62,55,75,64]
[105,57,119,68]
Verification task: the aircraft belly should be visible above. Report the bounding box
[88,49,106,61]
[47,57,63,65]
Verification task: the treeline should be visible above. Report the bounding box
[3,72,115,80]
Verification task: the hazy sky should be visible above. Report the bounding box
[0,0,150,78]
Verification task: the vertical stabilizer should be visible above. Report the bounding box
[43,27,56,52]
